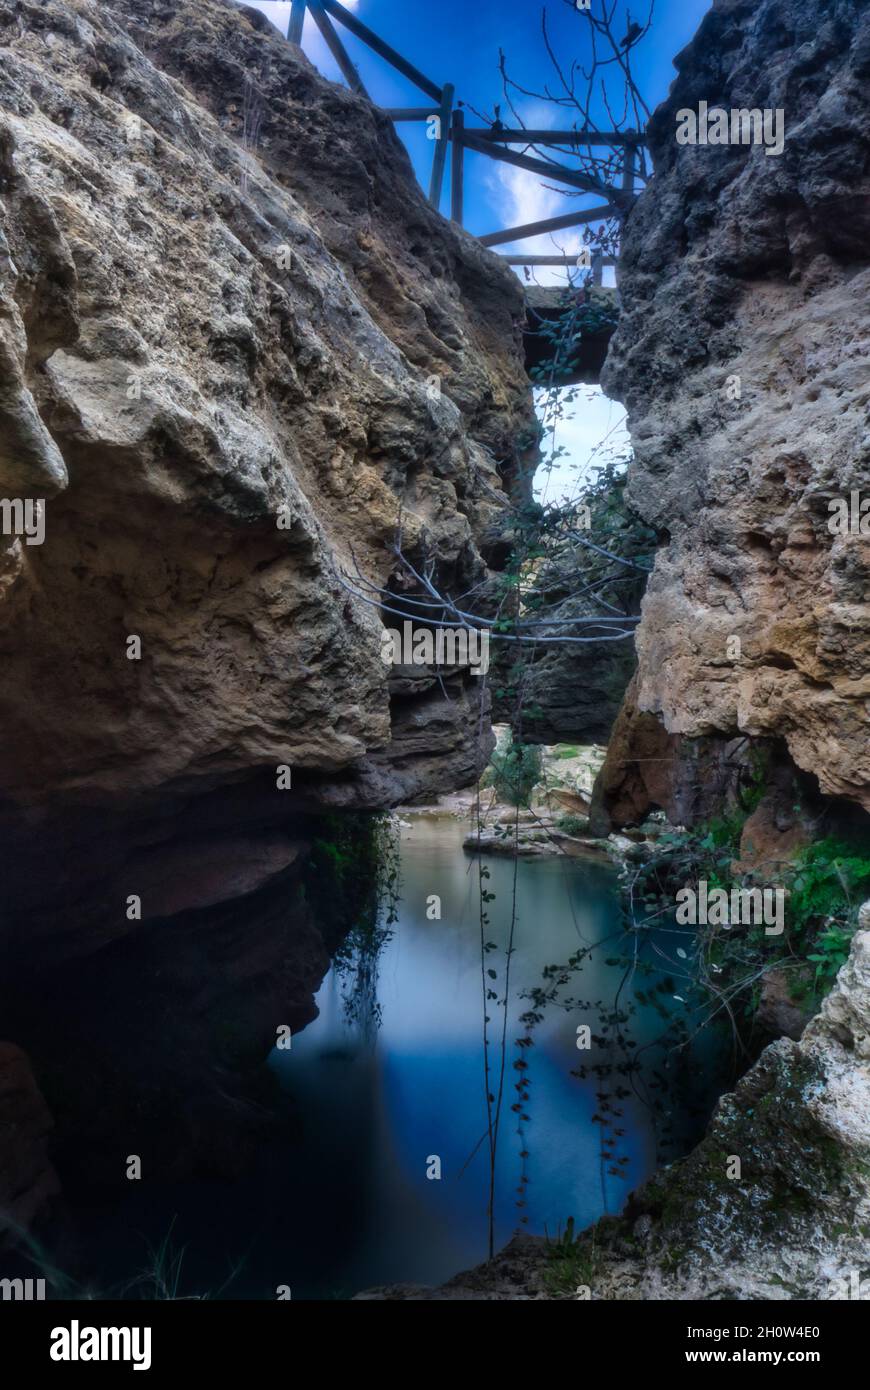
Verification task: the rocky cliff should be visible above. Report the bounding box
[597,0,870,830]
[0,0,535,945]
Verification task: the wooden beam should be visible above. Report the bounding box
[382,107,439,121]
[307,0,368,97]
[428,84,454,209]
[460,130,620,202]
[287,0,306,45]
[479,204,615,248]
[318,0,443,101]
[466,128,643,147]
[501,254,616,266]
[451,108,464,225]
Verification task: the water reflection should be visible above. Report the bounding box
[1,814,723,1299]
[271,816,715,1294]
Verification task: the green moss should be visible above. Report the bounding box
[306,811,397,949]
[543,1244,597,1296]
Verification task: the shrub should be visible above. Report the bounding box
[489,736,543,807]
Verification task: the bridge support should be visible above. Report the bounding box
[428,84,454,208]
[278,2,644,263]
[287,0,306,45]
[524,287,617,386]
[451,109,464,223]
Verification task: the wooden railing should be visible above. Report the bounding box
[283,0,644,276]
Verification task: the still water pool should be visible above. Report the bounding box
[29,814,722,1299]
[267,815,718,1297]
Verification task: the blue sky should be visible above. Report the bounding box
[242,0,709,246]
[238,1,711,499]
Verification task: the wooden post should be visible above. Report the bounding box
[287,0,306,45]
[621,132,637,203]
[592,251,604,286]
[307,0,369,98]
[428,83,454,210]
[451,108,464,225]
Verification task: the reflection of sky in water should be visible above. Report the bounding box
[271,818,669,1294]
[63,816,722,1299]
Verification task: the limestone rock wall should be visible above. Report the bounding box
[0,0,533,816]
[601,0,870,818]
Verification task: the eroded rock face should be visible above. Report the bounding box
[589,671,743,832]
[572,923,870,1300]
[0,0,532,816]
[0,0,533,1232]
[602,0,870,816]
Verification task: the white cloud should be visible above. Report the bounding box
[483,101,618,289]
[534,386,630,506]
[488,155,608,290]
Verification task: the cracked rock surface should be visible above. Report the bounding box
[601,0,870,817]
[0,0,533,812]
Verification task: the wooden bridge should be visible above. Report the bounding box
[279,0,645,287]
